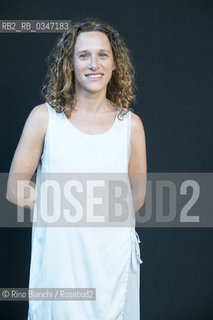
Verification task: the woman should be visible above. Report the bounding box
[6,18,147,319]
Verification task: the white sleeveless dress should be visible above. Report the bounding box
[27,102,143,320]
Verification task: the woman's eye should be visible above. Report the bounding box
[79,54,88,58]
[79,53,108,59]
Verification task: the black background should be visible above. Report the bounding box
[0,0,213,319]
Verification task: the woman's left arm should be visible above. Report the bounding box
[128,112,147,212]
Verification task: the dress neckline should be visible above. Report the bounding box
[63,108,119,137]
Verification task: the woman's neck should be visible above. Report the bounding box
[73,91,114,114]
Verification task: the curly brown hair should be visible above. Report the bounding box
[41,17,137,119]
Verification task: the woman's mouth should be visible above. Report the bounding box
[85,73,104,80]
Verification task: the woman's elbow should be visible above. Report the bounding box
[6,189,16,204]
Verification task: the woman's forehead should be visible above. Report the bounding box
[74,31,112,51]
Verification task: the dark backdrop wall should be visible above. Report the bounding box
[0,0,212,319]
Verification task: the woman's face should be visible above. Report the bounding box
[72,31,116,95]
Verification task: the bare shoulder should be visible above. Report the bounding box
[128,111,147,173]
[129,111,145,141]
[30,103,48,120]
[27,103,48,132]
[17,103,49,146]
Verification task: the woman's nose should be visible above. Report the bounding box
[88,56,99,69]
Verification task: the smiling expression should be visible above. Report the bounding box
[72,31,116,95]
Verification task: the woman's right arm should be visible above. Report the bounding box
[6,103,48,210]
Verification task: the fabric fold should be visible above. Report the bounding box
[131,228,143,273]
